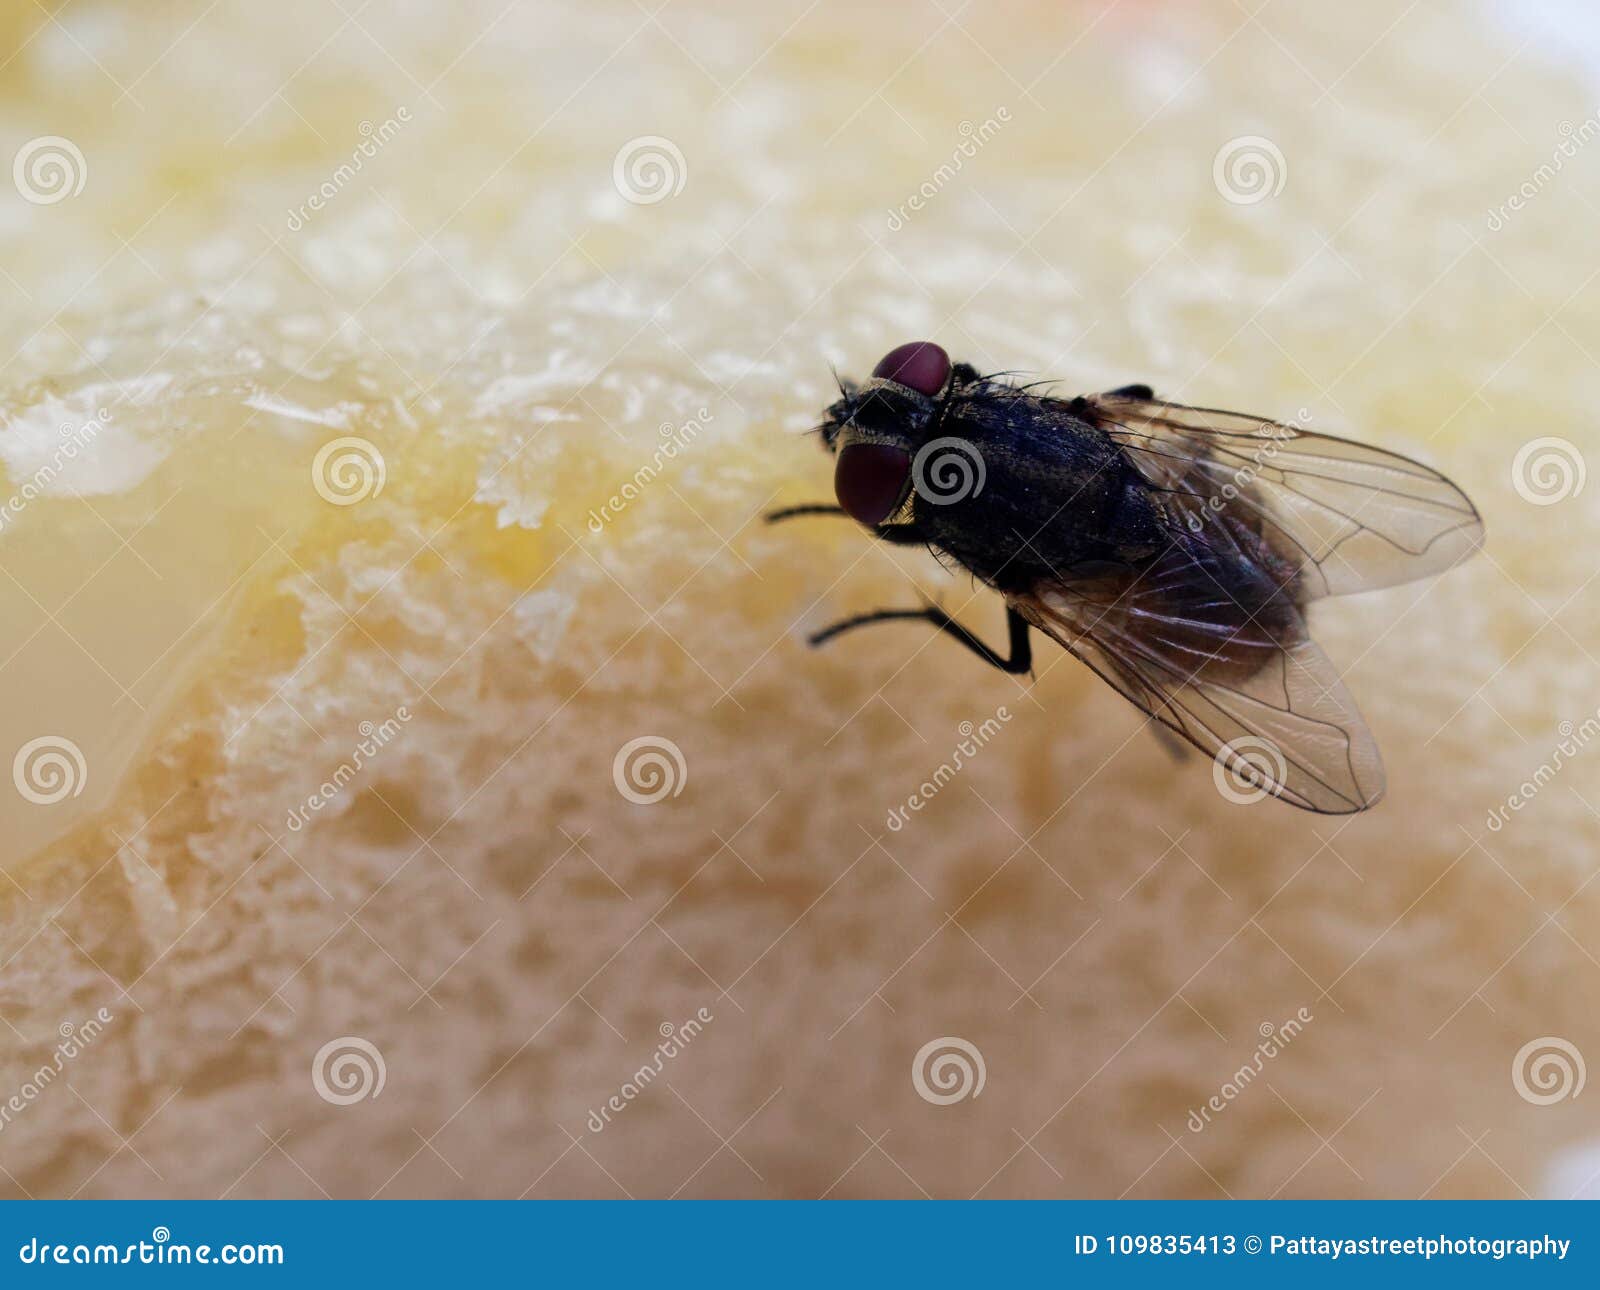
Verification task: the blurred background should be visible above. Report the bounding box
[0,0,1596,1198]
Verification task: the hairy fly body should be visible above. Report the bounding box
[770,341,1484,814]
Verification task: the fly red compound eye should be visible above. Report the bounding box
[871,341,950,396]
[834,442,911,527]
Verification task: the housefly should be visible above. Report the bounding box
[769,341,1483,813]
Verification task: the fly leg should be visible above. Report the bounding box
[765,505,926,546]
[810,604,1033,675]
[767,505,1021,667]
[1101,383,1154,399]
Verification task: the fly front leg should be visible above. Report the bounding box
[810,604,1033,675]
[765,505,927,546]
[765,504,847,522]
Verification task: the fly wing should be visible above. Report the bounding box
[1012,553,1385,813]
[1083,393,1483,599]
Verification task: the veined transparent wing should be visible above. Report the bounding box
[1084,394,1483,599]
[1012,549,1385,814]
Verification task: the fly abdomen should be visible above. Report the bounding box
[1130,530,1305,687]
